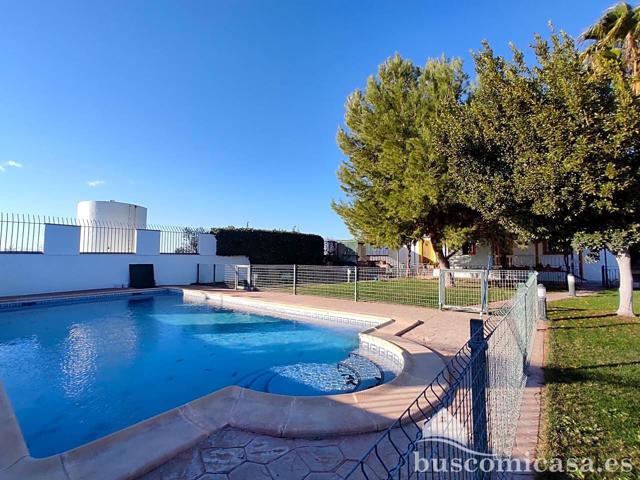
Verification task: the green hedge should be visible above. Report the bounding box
[212,228,325,265]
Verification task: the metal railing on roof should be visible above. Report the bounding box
[0,212,208,254]
[148,224,207,255]
[0,213,47,253]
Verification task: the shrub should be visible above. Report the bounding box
[211,228,324,265]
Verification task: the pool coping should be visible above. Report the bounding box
[0,287,446,480]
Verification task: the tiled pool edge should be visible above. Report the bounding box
[0,288,446,480]
[0,288,170,311]
[176,288,396,331]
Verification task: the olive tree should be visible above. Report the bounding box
[437,32,639,316]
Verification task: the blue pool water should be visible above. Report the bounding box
[0,292,384,457]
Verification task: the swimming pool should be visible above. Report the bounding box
[0,292,392,457]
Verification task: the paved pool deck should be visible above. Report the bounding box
[141,288,599,480]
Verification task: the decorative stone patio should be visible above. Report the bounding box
[140,427,382,480]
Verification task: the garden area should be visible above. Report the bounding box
[543,290,640,478]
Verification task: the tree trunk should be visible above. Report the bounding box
[436,250,453,287]
[436,250,450,269]
[615,248,636,317]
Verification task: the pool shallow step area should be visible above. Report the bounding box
[0,287,447,480]
[236,352,391,394]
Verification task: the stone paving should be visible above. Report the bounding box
[140,428,383,480]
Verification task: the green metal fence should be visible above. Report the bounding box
[222,264,533,313]
[345,273,540,479]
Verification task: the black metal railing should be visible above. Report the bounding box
[151,225,206,254]
[78,219,137,253]
[601,266,619,288]
[0,212,208,255]
[0,213,46,253]
[602,266,640,289]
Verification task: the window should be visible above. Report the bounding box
[461,242,476,255]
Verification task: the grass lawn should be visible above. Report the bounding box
[294,277,514,308]
[543,290,640,478]
[296,277,441,307]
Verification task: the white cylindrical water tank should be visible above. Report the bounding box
[77,200,147,228]
[76,201,148,253]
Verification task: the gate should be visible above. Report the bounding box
[438,268,488,313]
[223,264,252,290]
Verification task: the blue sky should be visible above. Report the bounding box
[0,0,611,237]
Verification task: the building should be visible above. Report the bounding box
[414,237,635,285]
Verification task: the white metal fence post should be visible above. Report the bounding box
[481,269,489,314]
[293,264,297,295]
[438,268,445,309]
[234,265,239,290]
[354,266,359,302]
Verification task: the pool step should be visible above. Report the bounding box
[236,368,277,391]
[234,352,385,394]
[338,353,384,392]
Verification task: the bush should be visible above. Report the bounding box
[211,228,324,265]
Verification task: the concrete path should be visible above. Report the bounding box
[507,287,602,479]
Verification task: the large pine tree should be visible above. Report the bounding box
[333,55,482,268]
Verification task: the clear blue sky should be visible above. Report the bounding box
[0,0,611,237]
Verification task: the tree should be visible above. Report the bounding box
[436,32,640,316]
[580,2,640,93]
[333,54,482,269]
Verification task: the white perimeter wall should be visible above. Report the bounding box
[0,226,248,297]
[0,254,248,297]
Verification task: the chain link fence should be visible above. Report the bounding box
[344,273,539,479]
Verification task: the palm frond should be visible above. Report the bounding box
[579,2,633,42]
[602,7,635,45]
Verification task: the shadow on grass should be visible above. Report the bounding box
[547,319,638,330]
[548,312,615,320]
[545,361,640,388]
[567,360,640,370]
[548,306,595,312]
